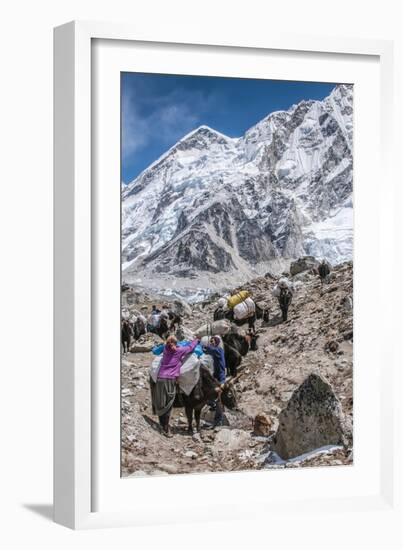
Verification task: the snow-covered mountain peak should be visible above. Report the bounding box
[173,124,236,152]
[122,84,353,297]
[181,124,230,140]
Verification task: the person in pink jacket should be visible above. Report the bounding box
[150,335,199,437]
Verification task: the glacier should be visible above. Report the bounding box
[121,84,353,298]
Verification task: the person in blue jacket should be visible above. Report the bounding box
[203,336,226,428]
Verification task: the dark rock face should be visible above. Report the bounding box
[271,374,349,459]
[144,229,235,275]
[236,218,276,263]
[191,202,234,248]
[290,256,319,276]
[174,211,188,235]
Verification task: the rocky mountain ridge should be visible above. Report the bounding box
[122,84,353,298]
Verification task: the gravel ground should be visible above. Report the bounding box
[121,262,353,477]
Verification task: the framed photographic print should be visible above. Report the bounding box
[54,21,397,531]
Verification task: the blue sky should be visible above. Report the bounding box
[121,73,336,184]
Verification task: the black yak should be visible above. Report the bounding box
[167,311,182,332]
[148,316,170,339]
[175,365,238,435]
[213,301,269,332]
[223,331,259,376]
[121,319,133,354]
[132,316,146,340]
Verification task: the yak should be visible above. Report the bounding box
[174,365,238,435]
[213,301,269,332]
[132,316,146,340]
[167,311,182,332]
[223,331,259,376]
[133,314,173,342]
[121,320,133,354]
[147,316,170,339]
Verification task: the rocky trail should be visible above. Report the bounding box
[121,260,353,477]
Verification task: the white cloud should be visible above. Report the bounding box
[122,84,216,162]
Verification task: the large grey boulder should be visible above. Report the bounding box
[289,256,319,277]
[271,374,348,460]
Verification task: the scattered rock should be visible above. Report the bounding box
[341,330,353,341]
[212,429,251,456]
[158,463,179,474]
[341,295,353,311]
[184,450,198,459]
[326,340,339,353]
[130,344,153,353]
[271,373,348,460]
[253,413,272,436]
[128,470,147,477]
[323,284,338,294]
[256,378,274,395]
[290,256,319,277]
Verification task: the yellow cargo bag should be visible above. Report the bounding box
[227,290,251,309]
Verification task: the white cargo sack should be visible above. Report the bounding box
[199,353,214,375]
[122,309,130,320]
[149,353,201,396]
[272,285,281,298]
[233,297,256,320]
[195,319,231,338]
[149,313,161,328]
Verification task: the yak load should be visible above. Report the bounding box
[149,341,239,434]
[148,332,257,434]
[195,319,232,338]
[213,290,268,332]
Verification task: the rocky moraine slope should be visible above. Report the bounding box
[121,260,353,476]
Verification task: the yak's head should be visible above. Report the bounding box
[221,381,238,409]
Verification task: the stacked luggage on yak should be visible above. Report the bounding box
[195,319,232,338]
[233,296,255,321]
[227,290,251,309]
[149,340,213,396]
[227,290,255,321]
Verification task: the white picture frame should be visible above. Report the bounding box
[54,21,398,531]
